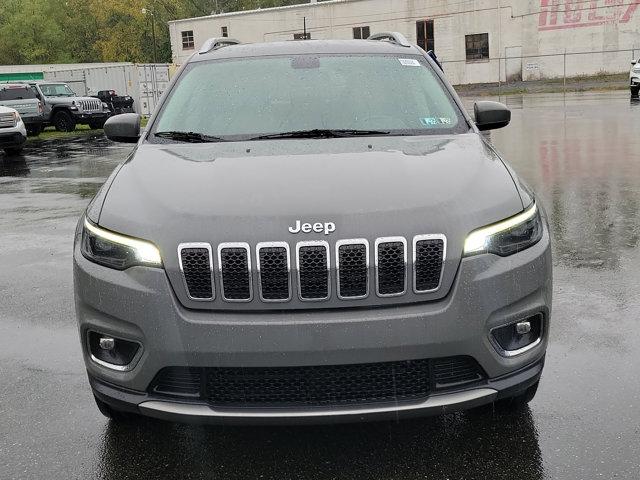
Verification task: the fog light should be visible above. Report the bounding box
[491,314,543,356]
[88,331,141,370]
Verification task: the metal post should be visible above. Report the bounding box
[151,14,158,64]
[563,49,566,93]
[303,16,307,39]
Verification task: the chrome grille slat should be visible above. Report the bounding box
[218,242,252,302]
[257,242,291,302]
[375,237,407,297]
[0,113,16,128]
[336,239,369,300]
[413,234,446,293]
[80,99,101,112]
[178,243,214,300]
[296,241,330,301]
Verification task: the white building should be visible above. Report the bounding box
[168,0,640,85]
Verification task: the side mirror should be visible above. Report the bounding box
[104,113,141,143]
[474,101,511,131]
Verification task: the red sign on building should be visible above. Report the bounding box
[538,0,640,31]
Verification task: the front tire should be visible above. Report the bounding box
[631,86,639,98]
[94,395,139,423]
[26,124,43,136]
[53,110,76,132]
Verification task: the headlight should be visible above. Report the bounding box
[102,102,110,109]
[12,111,21,123]
[81,217,162,269]
[463,202,543,256]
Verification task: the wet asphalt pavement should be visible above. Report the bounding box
[1,91,640,479]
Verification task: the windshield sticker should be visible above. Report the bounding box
[398,58,421,67]
[420,117,452,127]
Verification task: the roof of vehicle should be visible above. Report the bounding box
[0,83,32,89]
[192,39,421,62]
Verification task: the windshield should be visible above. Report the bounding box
[152,54,468,141]
[39,83,76,97]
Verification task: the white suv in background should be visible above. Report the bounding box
[631,59,640,97]
[0,105,27,156]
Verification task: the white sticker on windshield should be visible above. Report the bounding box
[398,58,421,67]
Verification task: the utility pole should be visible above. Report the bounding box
[142,7,158,63]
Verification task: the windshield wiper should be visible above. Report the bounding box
[154,131,228,143]
[249,129,390,140]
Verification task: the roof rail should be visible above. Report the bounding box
[199,37,241,55]
[367,32,411,47]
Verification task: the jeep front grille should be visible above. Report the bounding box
[79,99,101,112]
[178,235,445,304]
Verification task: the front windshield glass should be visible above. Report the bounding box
[39,83,75,97]
[153,54,468,140]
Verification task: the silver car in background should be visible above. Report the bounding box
[0,105,27,155]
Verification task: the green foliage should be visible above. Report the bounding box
[0,0,258,65]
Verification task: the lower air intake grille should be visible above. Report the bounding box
[376,240,406,295]
[220,246,251,300]
[298,244,329,300]
[151,367,201,397]
[414,238,445,292]
[180,247,213,299]
[258,244,290,301]
[337,243,368,298]
[150,356,485,407]
[433,356,484,388]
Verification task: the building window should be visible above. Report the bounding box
[416,20,434,53]
[221,26,228,38]
[465,33,489,61]
[181,30,195,50]
[353,26,370,39]
[293,32,311,40]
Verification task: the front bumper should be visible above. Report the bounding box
[72,112,110,122]
[74,225,552,423]
[0,128,27,148]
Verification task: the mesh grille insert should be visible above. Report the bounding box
[220,247,251,300]
[298,245,329,300]
[180,247,213,299]
[258,246,290,300]
[338,243,368,298]
[414,238,445,292]
[376,241,406,295]
[205,359,430,407]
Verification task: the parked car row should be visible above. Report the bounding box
[631,59,640,97]
[0,82,137,140]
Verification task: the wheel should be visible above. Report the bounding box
[94,395,138,423]
[631,86,640,98]
[4,146,24,156]
[88,119,106,129]
[26,124,43,136]
[52,110,76,132]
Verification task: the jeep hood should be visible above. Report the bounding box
[97,134,524,310]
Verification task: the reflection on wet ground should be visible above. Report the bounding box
[1,91,640,479]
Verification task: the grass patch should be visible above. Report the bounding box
[29,124,100,142]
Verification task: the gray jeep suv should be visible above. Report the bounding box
[74,34,552,424]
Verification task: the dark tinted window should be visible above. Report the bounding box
[0,86,37,101]
[465,33,489,61]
